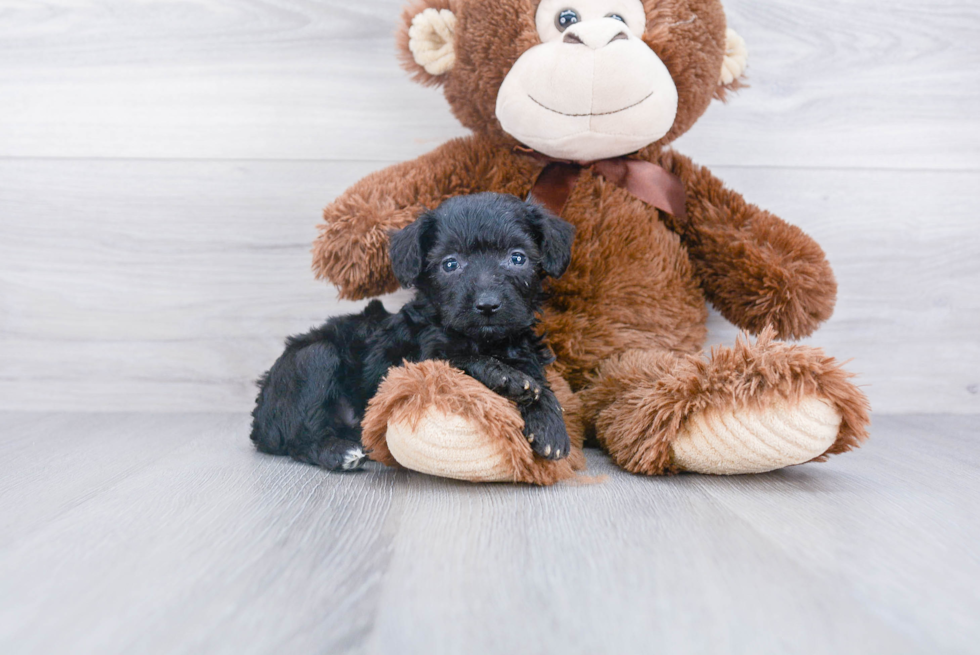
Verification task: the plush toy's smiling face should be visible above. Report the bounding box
[496,0,679,161]
[398,0,748,160]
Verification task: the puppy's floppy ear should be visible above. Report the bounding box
[525,202,576,278]
[389,212,436,288]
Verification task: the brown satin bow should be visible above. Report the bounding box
[517,147,688,220]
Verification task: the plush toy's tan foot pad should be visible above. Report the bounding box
[387,408,516,482]
[361,360,585,485]
[671,396,842,475]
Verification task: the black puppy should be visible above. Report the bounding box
[250,193,576,471]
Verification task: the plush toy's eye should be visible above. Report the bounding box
[442,257,460,272]
[606,13,626,23]
[555,8,580,32]
[510,251,528,266]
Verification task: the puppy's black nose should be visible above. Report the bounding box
[474,292,502,316]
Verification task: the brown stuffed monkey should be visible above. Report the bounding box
[313,0,870,484]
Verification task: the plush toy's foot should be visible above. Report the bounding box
[579,330,870,476]
[361,360,586,485]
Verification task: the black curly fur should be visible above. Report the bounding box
[250,193,576,470]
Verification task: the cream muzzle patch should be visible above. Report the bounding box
[496,0,674,161]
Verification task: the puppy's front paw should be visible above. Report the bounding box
[493,371,542,406]
[523,406,570,460]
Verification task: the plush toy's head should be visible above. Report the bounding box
[398,0,748,161]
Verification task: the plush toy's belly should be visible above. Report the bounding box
[539,174,707,389]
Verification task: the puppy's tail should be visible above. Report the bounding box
[250,369,290,455]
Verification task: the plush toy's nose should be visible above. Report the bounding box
[562,19,629,49]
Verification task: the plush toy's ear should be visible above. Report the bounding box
[715,28,748,100]
[525,203,576,279]
[397,1,457,87]
[389,212,436,288]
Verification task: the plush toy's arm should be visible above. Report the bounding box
[656,150,837,340]
[315,137,477,299]
[315,136,535,300]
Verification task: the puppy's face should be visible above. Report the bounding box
[389,193,575,340]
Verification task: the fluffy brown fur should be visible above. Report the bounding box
[361,360,586,485]
[315,0,870,478]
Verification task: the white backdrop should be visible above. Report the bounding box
[1,0,977,413]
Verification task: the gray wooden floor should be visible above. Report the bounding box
[0,413,977,654]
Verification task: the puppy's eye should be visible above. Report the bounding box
[510,252,527,266]
[606,13,626,23]
[441,257,459,273]
[555,8,580,32]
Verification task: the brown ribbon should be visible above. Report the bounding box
[519,148,688,221]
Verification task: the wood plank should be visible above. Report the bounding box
[0,412,977,653]
[676,0,980,170]
[1,159,977,413]
[0,0,976,168]
[0,412,402,655]
[0,412,240,547]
